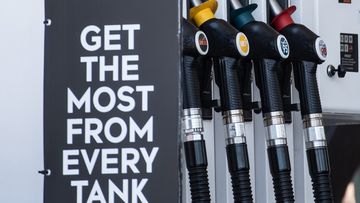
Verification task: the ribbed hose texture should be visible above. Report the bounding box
[307,148,334,203]
[226,144,253,203]
[293,61,323,116]
[231,170,253,203]
[272,171,295,203]
[311,173,334,203]
[183,55,202,109]
[268,146,295,203]
[213,57,243,111]
[253,59,284,114]
[184,141,211,203]
[188,167,211,203]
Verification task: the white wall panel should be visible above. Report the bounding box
[0,0,44,202]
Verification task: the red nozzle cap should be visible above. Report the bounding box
[271,6,296,31]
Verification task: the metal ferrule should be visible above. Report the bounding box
[264,111,285,127]
[303,113,327,149]
[223,110,246,145]
[184,133,204,142]
[303,113,323,128]
[223,109,245,125]
[264,112,287,147]
[183,108,204,142]
[265,124,287,147]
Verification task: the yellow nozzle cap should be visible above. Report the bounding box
[190,0,218,27]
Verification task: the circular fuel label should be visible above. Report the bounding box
[195,31,209,55]
[277,35,290,59]
[236,32,250,57]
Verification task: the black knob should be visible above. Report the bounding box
[327,65,347,78]
[337,65,347,78]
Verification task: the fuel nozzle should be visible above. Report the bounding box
[182,18,211,203]
[269,0,326,63]
[229,0,295,202]
[188,1,254,202]
[268,1,334,202]
[229,0,289,60]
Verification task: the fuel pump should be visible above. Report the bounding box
[229,0,296,202]
[182,18,211,202]
[189,0,254,201]
[269,0,335,202]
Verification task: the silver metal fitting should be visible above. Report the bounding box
[264,111,285,127]
[229,0,243,10]
[183,108,203,134]
[225,122,246,145]
[303,113,323,128]
[184,133,204,142]
[264,112,287,146]
[265,124,287,146]
[269,0,284,16]
[223,110,244,125]
[303,114,327,149]
[304,126,327,149]
[223,110,246,145]
[191,0,203,7]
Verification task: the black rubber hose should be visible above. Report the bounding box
[293,61,322,116]
[183,55,202,109]
[184,140,211,202]
[307,148,334,203]
[213,57,244,111]
[253,58,284,114]
[268,145,295,203]
[226,143,253,203]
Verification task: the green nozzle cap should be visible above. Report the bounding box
[230,4,258,29]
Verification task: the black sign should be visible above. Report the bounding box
[340,33,358,72]
[339,0,351,3]
[43,1,180,202]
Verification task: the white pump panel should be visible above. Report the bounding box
[316,0,360,114]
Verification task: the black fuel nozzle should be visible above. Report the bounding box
[269,1,334,202]
[182,18,211,203]
[269,0,327,65]
[229,1,295,202]
[189,1,254,202]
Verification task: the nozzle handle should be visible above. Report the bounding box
[253,59,284,114]
[213,57,244,111]
[183,56,202,109]
[292,61,322,117]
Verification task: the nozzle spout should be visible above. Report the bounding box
[268,0,284,16]
[190,0,203,7]
[229,0,243,10]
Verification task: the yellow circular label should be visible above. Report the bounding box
[236,33,250,56]
[240,34,249,55]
